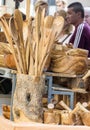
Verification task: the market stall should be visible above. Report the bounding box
[0,0,90,129]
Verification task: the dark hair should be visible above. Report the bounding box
[14,0,24,9]
[68,2,84,18]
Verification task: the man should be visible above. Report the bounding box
[67,2,90,57]
[55,0,67,11]
[84,7,90,26]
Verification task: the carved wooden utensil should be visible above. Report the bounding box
[14,9,27,74]
[52,16,64,41]
[9,17,24,73]
[0,16,21,73]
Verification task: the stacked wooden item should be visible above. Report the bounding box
[0,0,89,124]
[0,11,65,74]
[0,7,65,123]
[3,100,90,126]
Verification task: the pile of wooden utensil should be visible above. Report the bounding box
[0,8,64,77]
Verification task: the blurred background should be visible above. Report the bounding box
[0,0,90,16]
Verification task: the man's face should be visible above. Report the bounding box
[56,1,65,11]
[84,11,90,26]
[66,7,79,25]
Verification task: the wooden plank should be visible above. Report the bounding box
[44,72,84,78]
[52,86,87,93]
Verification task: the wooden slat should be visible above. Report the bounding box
[45,72,85,78]
[52,86,87,93]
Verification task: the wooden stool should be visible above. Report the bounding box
[46,76,74,109]
[45,72,84,110]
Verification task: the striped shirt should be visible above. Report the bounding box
[70,22,90,57]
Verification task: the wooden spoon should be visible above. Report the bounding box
[9,17,24,73]
[52,16,64,41]
[0,16,21,73]
[14,9,27,73]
